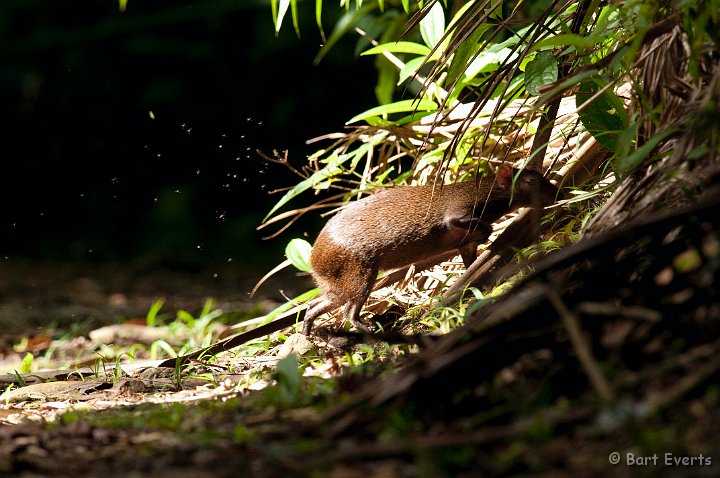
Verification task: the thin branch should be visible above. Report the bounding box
[546,285,614,402]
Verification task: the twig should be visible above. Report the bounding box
[624,339,720,387]
[647,353,720,412]
[576,301,661,322]
[546,285,614,402]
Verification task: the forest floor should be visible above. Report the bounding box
[0,259,323,477]
[0,257,719,478]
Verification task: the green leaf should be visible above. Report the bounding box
[290,0,300,36]
[464,47,516,78]
[617,127,678,173]
[315,4,376,64]
[576,79,628,153]
[20,353,33,374]
[486,0,503,20]
[177,310,196,327]
[146,299,165,327]
[262,163,342,221]
[401,0,409,13]
[347,99,438,124]
[398,56,426,84]
[277,354,300,387]
[271,0,279,31]
[447,0,477,30]
[533,69,597,110]
[393,110,436,126]
[419,2,445,48]
[285,238,313,272]
[614,123,637,160]
[275,0,291,34]
[150,340,177,360]
[316,0,325,42]
[361,41,432,56]
[375,57,397,104]
[446,24,489,86]
[525,51,558,96]
[200,298,214,319]
[276,354,301,401]
[347,142,373,169]
[530,33,595,53]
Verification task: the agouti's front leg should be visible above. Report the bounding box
[448,217,493,267]
[458,242,480,268]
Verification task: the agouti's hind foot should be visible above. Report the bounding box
[349,317,373,333]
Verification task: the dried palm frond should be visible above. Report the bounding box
[275,92,597,330]
[585,62,720,236]
[261,1,712,330]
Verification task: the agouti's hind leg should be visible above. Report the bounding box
[302,297,336,335]
[343,267,378,332]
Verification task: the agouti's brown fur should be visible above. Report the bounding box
[302,164,558,334]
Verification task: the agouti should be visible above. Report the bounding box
[302,164,558,334]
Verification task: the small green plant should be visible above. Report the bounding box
[93,352,109,379]
[347,344,377,366]
[262,354,309,409]
[145,298,167,327]
[146,299,230,360]
[420,305,466,333]
[275,354,302,404]
[150,340,177,360]
[19,352,34,374]
[172,356,184,388]
[3,384,15,406]
[67,369,87,381]
[187,373,217,387]
[11,370,27,387]
[113,352,133,382]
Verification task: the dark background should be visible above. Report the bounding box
[0,0,377,269]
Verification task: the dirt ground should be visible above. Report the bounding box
[0,259,324,476]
